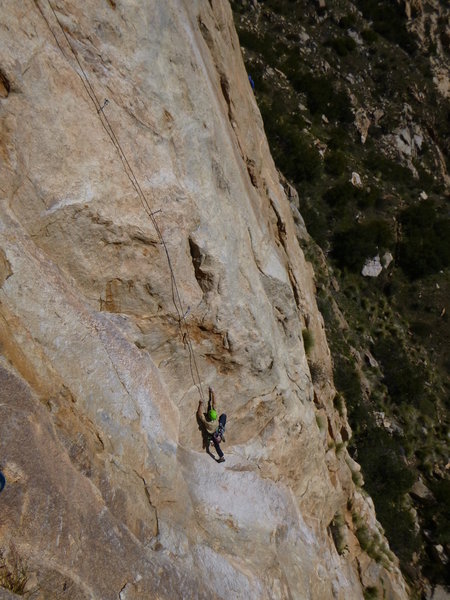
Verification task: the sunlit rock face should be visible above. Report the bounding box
[0,1,409,598]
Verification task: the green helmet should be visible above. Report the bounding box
[208,409,217,420]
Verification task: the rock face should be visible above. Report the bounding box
[0,1,408,599]
[405,0,450,99]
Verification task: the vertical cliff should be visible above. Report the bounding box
[0,1,409,598]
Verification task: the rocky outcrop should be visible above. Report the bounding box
[0,1,408,598]
[405,0,450,99]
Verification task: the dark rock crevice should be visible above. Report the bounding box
[0,68,11,98]
[188,237,215,293]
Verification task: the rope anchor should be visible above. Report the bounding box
[97,98,109,113]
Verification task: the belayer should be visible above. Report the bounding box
[197,387,227,463]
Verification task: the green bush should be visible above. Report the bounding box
[260,0,301,16]
[236,29,265,53]
[356,429,420,564]
[373,335,426,407]
[323,181,379,212]
[331,219,394,271]
[398,201,450,279]
[316,413,327,432]
[310,360,327,384]
[421,477,450,584]
[364,150,413,186]
[338,14,357,29]
[332,354,369,433]
[236,29,286,66]
[355,0,418,54]
[410,320,433,338]
[272,127,322,183]
[327,36,357,57]
[333,393,346,417]
[302,328,314,355]
[324,181,356,210]
[327,127,351,151]
[364,587,379,600]
[301,204,329,248]
[324,150,348,176]
[330,512,347,554]
[361,28,378,44]
[287,73,353,123]
[258,97,323,184]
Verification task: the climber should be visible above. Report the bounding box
[0,470,5,493]
[248,74,255,90]
[197,387,227,463]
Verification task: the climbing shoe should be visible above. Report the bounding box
[217,457,225,463]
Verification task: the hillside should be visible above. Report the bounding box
[230,0,449,597]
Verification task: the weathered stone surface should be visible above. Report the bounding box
[0,1,409,598]
[354,108,371,143]
[426,584,450,600]
[410,479,435,502]
[351,172,362,187]
[0,590,22,600]
[406,0,449,99]
[362,255,383,277]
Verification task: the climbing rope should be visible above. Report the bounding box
[36,0,206,403]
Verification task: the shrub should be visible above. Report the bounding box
[410,320,432,338]
[331,219,394,271]
[324,150,348,176]
[357,430,415,499]
[302,328,314,355]
[327,36,357,57]
[236,29,265,53]
[260,0,301,16]
[333,393,346,417]
[259,101,322,184]
[309,360,327,384]
[355,428,420,564]
[274,128,323,183]
[0,546,28,595]
[373,335,426,407]
[352,470,364,487]
[336,442,347,456]
[316,414,327,432]
[236,29,286,66]
[361,28,378,44]
[398,201,450,279]
[355,0,418,54]
[327,127,351,151]
[364,586,379,600]
[323,181,380,217]
[333,356,362,405]
[287,73,353,123]
[300,204,329,248]
[364,150,413,186]
[330,512,347,554]
[355,523,373,551]
[338,14,357,29]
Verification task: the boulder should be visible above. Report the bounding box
[362,255,383,277]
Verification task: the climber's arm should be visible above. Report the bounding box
[209,387,216,409]
[197,400,206,424]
